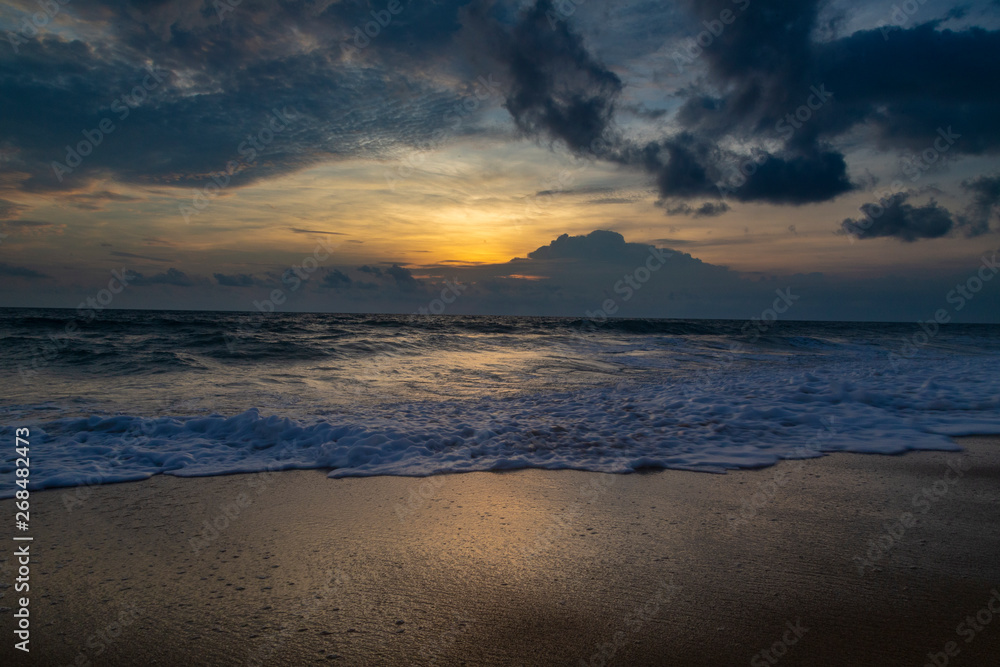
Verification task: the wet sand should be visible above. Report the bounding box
[2,436,999,666]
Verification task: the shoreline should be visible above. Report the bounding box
[1,437,999,665]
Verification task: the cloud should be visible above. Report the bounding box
[111,251,170,263]
[0,219,64,235]
[814,22,1000,155]
[840,193,956,241]
[482,0,998,210]
[725,150,854,204]
[455,228,996,322]
[2,0,998,222]
[624,103,853,207]
[485,1,855,206]
[0,198,26,219]
[63,190,138,210]
[386,264,420,291]
[214,272,263,287]
[129,267,193,286]
[0,1,486,194]
[0,263,48,278]
[671,2,1000,167]
[960,173,1000,236]
[437,228,770,318]
[358,265,383,277]
[6,226,996,320]
[142,237,179,247]
[587,197,634,205]
[665,201,731,218]
[495,0,623,156]
[321,269,352,289]
[289,228,347,236]
[526,229,656,262]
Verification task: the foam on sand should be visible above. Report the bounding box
[3,354,999,497]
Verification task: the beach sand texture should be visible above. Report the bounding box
[1,437,998,666]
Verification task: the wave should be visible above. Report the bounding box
[4,354,999,497]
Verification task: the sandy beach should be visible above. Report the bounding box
[2,436,999,666]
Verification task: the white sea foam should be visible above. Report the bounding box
[3,353,998,497]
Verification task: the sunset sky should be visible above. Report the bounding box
[1,0,999,320]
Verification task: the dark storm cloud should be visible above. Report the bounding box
[486,0,855,206]
[129,267,193,286]
[386,264,419,291]
[0,0,483,193]
[447,229,769,319]
[673,1,1000,159]
[3,0,999,216]
[623,134,853,205]
[488,0,999,208]
[321,269,353,289]
[840,193,956,241]
[961,174,1000,235]
[619,0,848,206]
[321,0,476,59]
[525,229,673,263]
[629,134,720,200]
[63,0,474,69]
[665,201,731,218]
[2,50,460,192]
[726,150,854,204]
[358,265,384,277]
[493,0,623,156]
[675,0,823,140]
[527,229,626,260]
[815,22,1000,154]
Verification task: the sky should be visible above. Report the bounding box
[1,0,999,321]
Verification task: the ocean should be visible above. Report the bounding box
[2,308,999,496]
